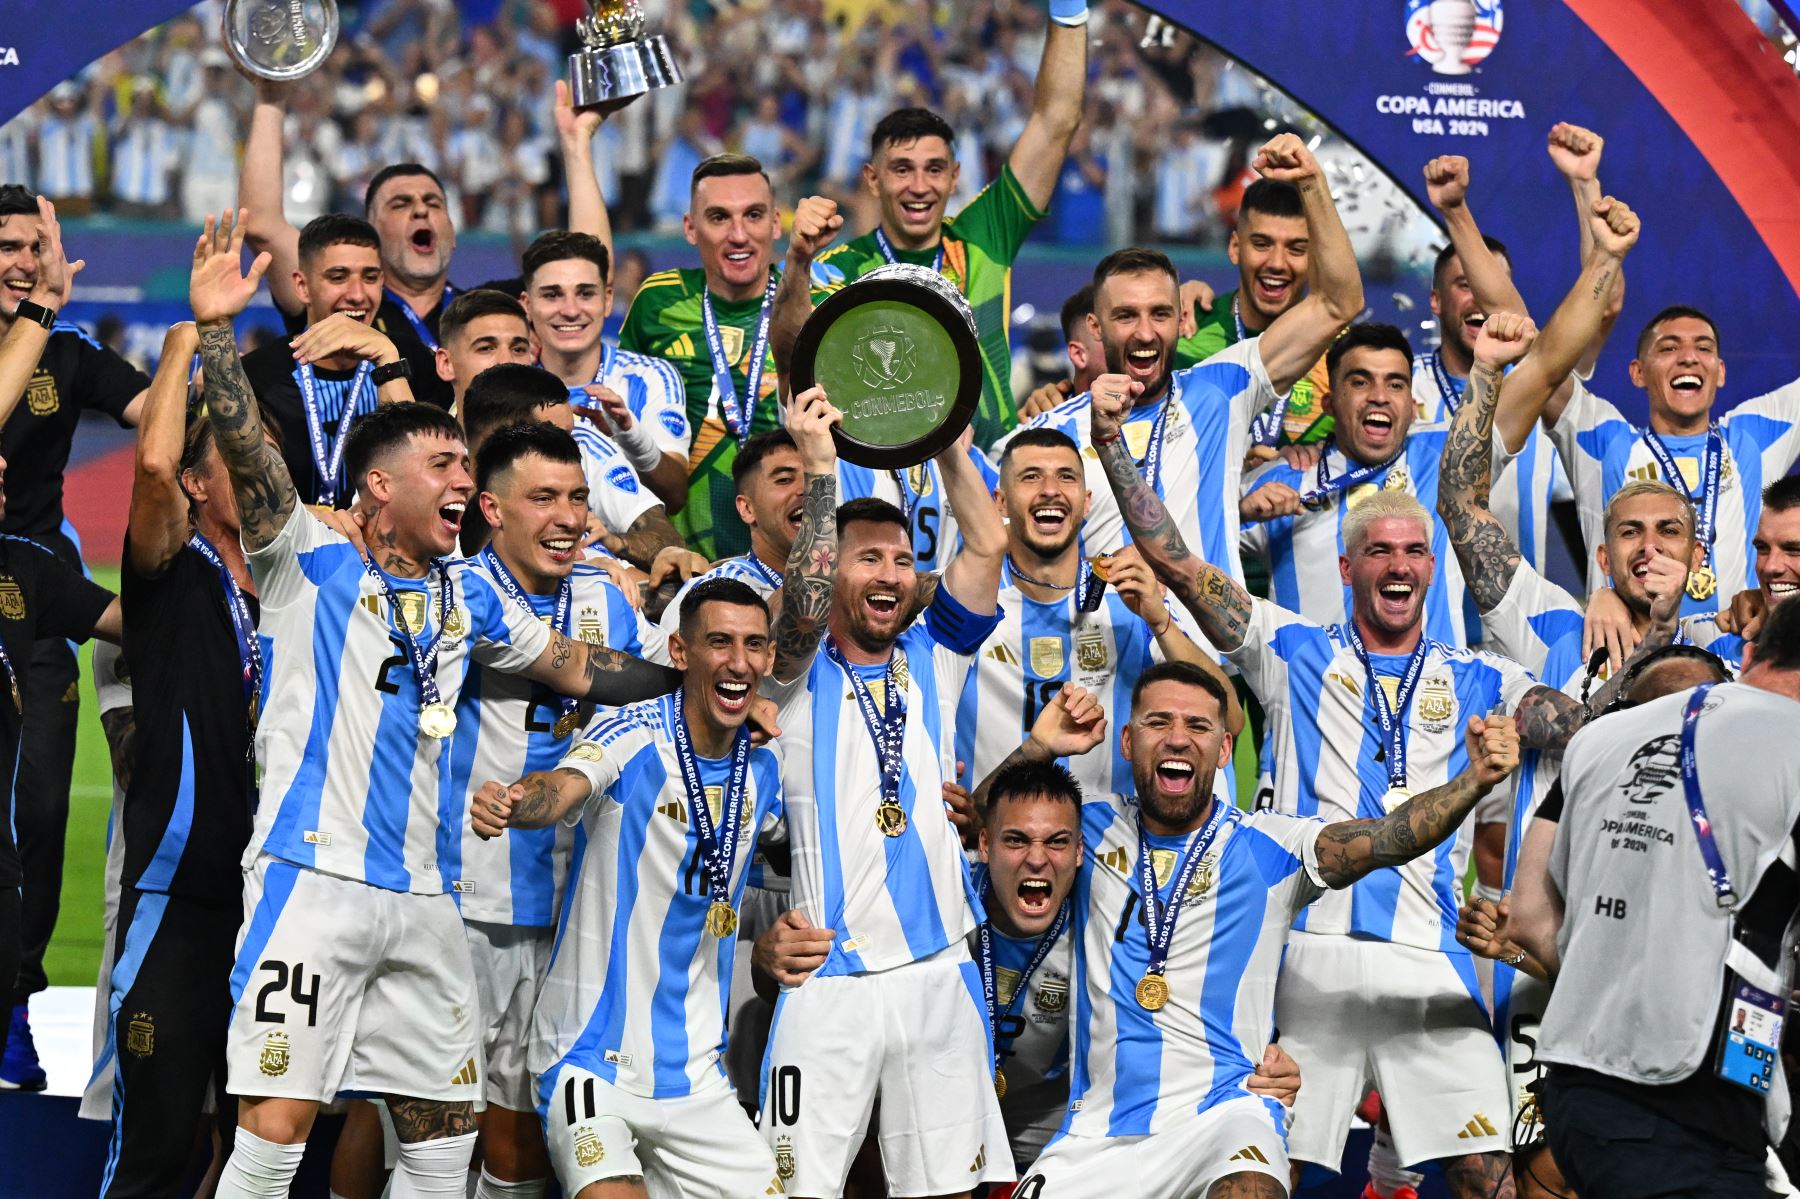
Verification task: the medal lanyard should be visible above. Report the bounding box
[977,887,1070,1065]
[188,534,263,723]
[742,553,783,590]
[889,466,921,525]
[701,273,777,446]
[824,637,907,815]
[384,284,455,354]
[296,360,374,506]
[590,339,616,385]
[1302,438,1403,508]
[1642,427,1723,563]
[364,560,452,713]
[671,686,754,912]
[1679,683,1738,908]
[1231,294,1246,342]
[1135,799,1232,980]
[479,547,577,729]
[1344,621,1430,793]
[1135,375,1180,495]
[1005,553,1105,616]
[1428,351,1465,418]
[874,227,945,275]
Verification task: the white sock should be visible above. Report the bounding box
[1367,1125,1425,1196]
[473,1167,548,1199]
[391,1132,480,1198]
[214,1127,307,1198]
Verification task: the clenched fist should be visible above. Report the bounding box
[1464,714,1520,790]
[787,195,844,265]
[1472,312,1537,372]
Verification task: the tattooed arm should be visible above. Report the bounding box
[1436,314,1534,614]
[1089,379,1255,652]
[604,505,686,571]
[470,769,595,837]
[971,683,1107,818]
[189,212,296,551]
[1314,714,1520,887]
[771,386,841,682]
[519,628,681,704]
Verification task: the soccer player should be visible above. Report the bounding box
[772,0,1090,444]
[991,663,1518,1199]
[470,577,785,1198]
[187,210,683,1197]
[0,191,145,1087]
[956,426,1237,802]
[432,288,540,413]
[754,379,1010,1197]
[1713,476,1800,639]
[440,420,643,1199]
[97,320,266,1192]
[619,154,784,559]
[521,230,691,510]
[1017,134,1363,570]
[1086,382,1670,1198]
[1018,285,1107,422]
[239,214,419,507]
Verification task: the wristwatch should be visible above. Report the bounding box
[371,358,412,386]
[13,299,55,330]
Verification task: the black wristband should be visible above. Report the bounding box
[371,358,412,387]
[13,299,55,330]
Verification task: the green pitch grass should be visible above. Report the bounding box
[44,565,120,987]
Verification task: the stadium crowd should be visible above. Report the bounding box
[3,1,1800,1198]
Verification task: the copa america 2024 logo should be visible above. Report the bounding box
[1405,0,1502,75]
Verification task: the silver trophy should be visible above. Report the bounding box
[223,0,339,81]
[567,0,684,111]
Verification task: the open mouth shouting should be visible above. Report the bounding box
[1122,343,1163,386]
[409,226,437,258]
[1252,270,1293,311]
[1374,578,1416,620]
[714,677,751,716]
[1669,373,1705,397]
[1028,502,1071,538]
[1462,312,1487,342]
[438,500,467,533]
[1016,876,1055,917]
[1152,756,1197,799]
[864,589,901,621]
[1360,407,1396,448]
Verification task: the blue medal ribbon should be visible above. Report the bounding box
[1642,426,1723,566]
[1135,798,1232,979]
[479,547,577,730]
[741,553,783,590]
[1075,553,1105,614]
[1426,350,1465,419]
[823,638,907,815]
[363,560,453,712]
[295,359,374,506]
[1133,375,1181,495]
[1679,683,1737,908]
[188,534,263,734]
[671,686,754,911]
[383,284,456,354]
[1301,439,1404,509]
[1343,620,1431,793]
[889,467,921,525]
[873,227,945,275]
[701,274,777,446]
[977,886,1070,1074]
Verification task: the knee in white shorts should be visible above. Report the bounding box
[1019,1096,1289,1199]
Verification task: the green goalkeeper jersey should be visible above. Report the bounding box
[809,163,1044,448]
[618,266,782,560]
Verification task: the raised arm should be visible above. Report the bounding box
[126,322,201,576]
[1546,122,1621,382]
[555,81,613,256]
[0,197,82,429]
[972,682,1107,816]
[190,209,296,551]
[938,434,1005,615]
[1436,312,1537,613]
[1493,196,1638,451]
[519,629,681,704]
[770,386,840,682]
[1004,2,1090,210]
[1251,135,1365,393]
[1104,543,1244,734]
[1089,378,1255,651]
[1314,714,1519,887]
[237,79,304,319]
[605,503,686,570]
[768,195,843,379]
[1423,154,1528,319]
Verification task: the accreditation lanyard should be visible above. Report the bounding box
[824,638,907,813]
[874,227,945,275]
[1679,683,1737,908]
[384,284,455,354]
[187,534,263,729]
[701,274,777,446]
[671,686,753,909]
[741,553,783,590]
[1134,375,1181,496]
[977,890,1070,1067]
[1135,798,1232,981]
[1344,621,1431,794]
[296,360,373,506]
[479,547,577,732]
[1642,427,1723,562]
[1302,440,1403,509]
[1427,351,1465,418]
[364,560,452,712]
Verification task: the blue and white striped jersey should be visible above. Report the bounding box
[244,513,552,893]
[654,552,783,654]
[568,344,692,459]
[836,451,987,576]
[530,695,783,1098]
[1241,428,1476,646]
[1227,598,1538,951]
[1064,794,1324,1137]
[438,560,642,926]
[110,118,180,206]
[964,897,1075,1164]
[570,420,660,537]
[1013,339,1281,574]
[766,589,1001,976]
[1553,376,1800,615]
[36,114,99,199]
[1413,351,1572,576]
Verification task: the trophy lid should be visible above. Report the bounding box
[223,0,339,82]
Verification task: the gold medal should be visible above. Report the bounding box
[1087,553,1111,582]
[552,708,582,740]
[1135,973,1169,1012]
[876,799,908,838]
[1382,786,1412,811]
[993,1067,1007,1100]
[1686,564,1717,600]
[419,701,457,739]
[706,901,738,938]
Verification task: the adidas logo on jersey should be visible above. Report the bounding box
[450,1058,478,1086]
[986,644,1022,667]
[1229,1145,1271,1164]
[1098,846,1131,875]
[604,1049,634,1067]
[1456,1113,1500,1139]
[452,880,475,894]
[968,1146,986,1173]
[659,800,686,824]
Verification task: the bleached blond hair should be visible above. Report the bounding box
[1342,490,1433,554]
